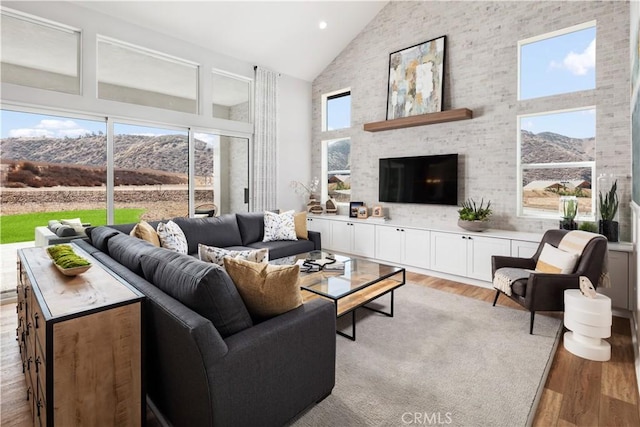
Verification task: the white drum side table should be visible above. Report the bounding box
[563,289,611,361]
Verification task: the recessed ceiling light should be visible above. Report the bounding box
[319,21,328,30]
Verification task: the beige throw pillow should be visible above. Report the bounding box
[130,220,161,247]
[535,243,579,274]
[294,211,308,240]
[224,257,302,319]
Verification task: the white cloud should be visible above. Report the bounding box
[8,119,92,138]
[550,38,595,76]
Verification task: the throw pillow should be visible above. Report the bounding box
[156,220,188,254]
[224,257,302,319]
[535,243,579,274]
[198,244,268,268]
[293,211,308,240]
[130,220,161,247]
[61,218,82,227]
[263,210,297,242]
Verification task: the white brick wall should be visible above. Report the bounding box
[312,1,631,239]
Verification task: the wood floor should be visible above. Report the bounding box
[1,272,638,426]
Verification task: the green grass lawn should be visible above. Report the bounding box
[0,209,145,244]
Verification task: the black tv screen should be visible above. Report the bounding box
[379,154,458,205]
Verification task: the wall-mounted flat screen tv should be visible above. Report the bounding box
[379,154,458,205]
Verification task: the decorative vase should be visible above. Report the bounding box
[599,220,619,242]
[457,219,490,232]
[559,219,577,230]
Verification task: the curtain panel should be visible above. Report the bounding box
[253,66,278,212]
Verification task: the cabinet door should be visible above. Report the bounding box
[403,228,430,269]
[598,250,629,310]
[330,221,353,254]
[511,240,539,258]
[307,217,331,248]
[352,223,376,258]
[467,236,511,281]
[430,231,467,276]
[375,225,403,263]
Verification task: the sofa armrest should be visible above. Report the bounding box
[308,230,321,250]
[492,255,536,277]
[206,298,336,426]
[524,273,580,311]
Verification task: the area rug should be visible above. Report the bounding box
[291,283,562,427]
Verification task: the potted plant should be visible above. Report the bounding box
[599,180,619,242]
[458,198,492,232]
[559,197,578,230]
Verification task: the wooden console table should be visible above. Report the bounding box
[17,245,144,426]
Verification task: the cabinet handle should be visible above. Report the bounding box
[22,361,25,374]
[35,356,41,373]
[468,236,473,240]
[24,285,29,299]
[462,236,467,239]
[26,387,31,401]
[37,398,42,417]
[34,313,39,329]
[26,356,32,371]
[25,322,31,336]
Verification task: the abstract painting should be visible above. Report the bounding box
[387,35,446,120]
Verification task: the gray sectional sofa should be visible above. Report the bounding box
[74,212,336,427]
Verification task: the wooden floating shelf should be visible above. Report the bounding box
[363,108,473,132]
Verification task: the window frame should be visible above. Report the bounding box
[516,106,596,220]
[321,87,351,132]
[211,68,253,124]
[517,20,596,101]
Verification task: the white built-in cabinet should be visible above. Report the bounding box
[375,225,430,269]
[430,232,511,282]
[307,215,634,312]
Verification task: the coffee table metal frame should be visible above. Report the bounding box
[297,254,406,341]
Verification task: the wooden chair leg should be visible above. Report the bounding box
[492,289,500,307]
[530,311,535,335]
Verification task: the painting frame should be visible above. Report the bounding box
[386,35,446,120]
[349,201,364,218]
[372,205,384,217]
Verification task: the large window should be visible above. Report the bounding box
[98,37,199,114]
[518,108,596,218]
[212,70,252,123]
[519,21,596,100]
[194,132,249,215]
[322,138,351,203]
[113,123,189,223]
[321,89,351,131]
[1,9,80,94]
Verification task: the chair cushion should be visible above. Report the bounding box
[140,249,253,338]
[224,257,302,319]
[198,244,268,268]
[173,215,243,254]
[236,212,265,245]
[156,220,189,254]
[130,220,160,247]
[510,278,528,298]
[535,243,579,274]
[263,210,297,242]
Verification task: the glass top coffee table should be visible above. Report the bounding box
[272,251,406,340]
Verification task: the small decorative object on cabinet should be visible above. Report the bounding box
[307,199,323,214]
[325,198,338,214]
[357,206,369,219]
[349,201,364,218]
[559,196,578,230]
[598,175,619,242]
[372,205,384,217]
[457,198,492,232]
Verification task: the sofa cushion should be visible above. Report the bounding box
[173,215,243,254]
[263,210,297,242]
[247,239,316,260]
[140,250,253,338]
[236,212,265,245]
[224,257,302,319]
[130,220,161,247]
[108,233,157,276]
[87,226,122,253]
[157,220,189,254]
[198,244,268,268]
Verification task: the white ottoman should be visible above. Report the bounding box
[563,289,611,361]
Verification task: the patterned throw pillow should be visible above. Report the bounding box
[156,220,188,254]
[535,243,579,274]
[263,210,297,242]
[198,244,269,268]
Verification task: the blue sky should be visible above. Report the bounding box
[520,26,595,100]
[521,108,595,139]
